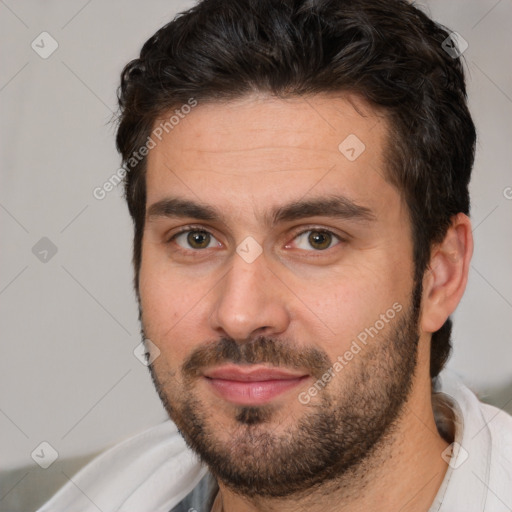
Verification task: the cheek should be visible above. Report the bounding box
[306,286,373,356]
[300,262,410,356]
[139,259,192,357]
[140,241,193,318]
[139,250,224,371]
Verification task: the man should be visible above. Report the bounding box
[39,0,512,511]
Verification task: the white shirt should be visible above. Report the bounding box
[37,373,512,512]
[428,374,512,511]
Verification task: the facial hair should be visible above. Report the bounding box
[145,293,420,499]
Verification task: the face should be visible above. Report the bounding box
[139,94,420,497]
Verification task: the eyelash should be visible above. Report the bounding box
[166,224,346,253]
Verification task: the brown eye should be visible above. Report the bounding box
[292,229,340,251]
[172,229,219,250]
[186,230,211,249]
[308,231,333,250]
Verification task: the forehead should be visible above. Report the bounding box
[144,93,400,223]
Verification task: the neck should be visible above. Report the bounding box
[211,374,450,512]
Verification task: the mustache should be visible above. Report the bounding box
[182,336,331,380]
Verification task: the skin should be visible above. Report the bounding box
[139,93,473,512]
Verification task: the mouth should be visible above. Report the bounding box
[203,364,309,406]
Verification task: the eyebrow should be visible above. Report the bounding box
[146,195,376,226]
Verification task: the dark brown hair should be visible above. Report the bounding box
[116,0,476,380]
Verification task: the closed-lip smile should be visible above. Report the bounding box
[203,364,309,405]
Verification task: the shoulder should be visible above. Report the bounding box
[480,401,512,481]
[37,420,206,512]
[438,373,512,510]
[480,401,512,437]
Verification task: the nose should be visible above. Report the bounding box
[209,250,291,342]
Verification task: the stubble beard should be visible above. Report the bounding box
[145,295,420,499]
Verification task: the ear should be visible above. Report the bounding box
[420,213,473,334]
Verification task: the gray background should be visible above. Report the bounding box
[1,0,511,510]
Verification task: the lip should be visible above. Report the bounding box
[203,364,309,406]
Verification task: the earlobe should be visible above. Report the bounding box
[420,213,474,333]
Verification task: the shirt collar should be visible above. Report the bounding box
[429,372,492,511]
